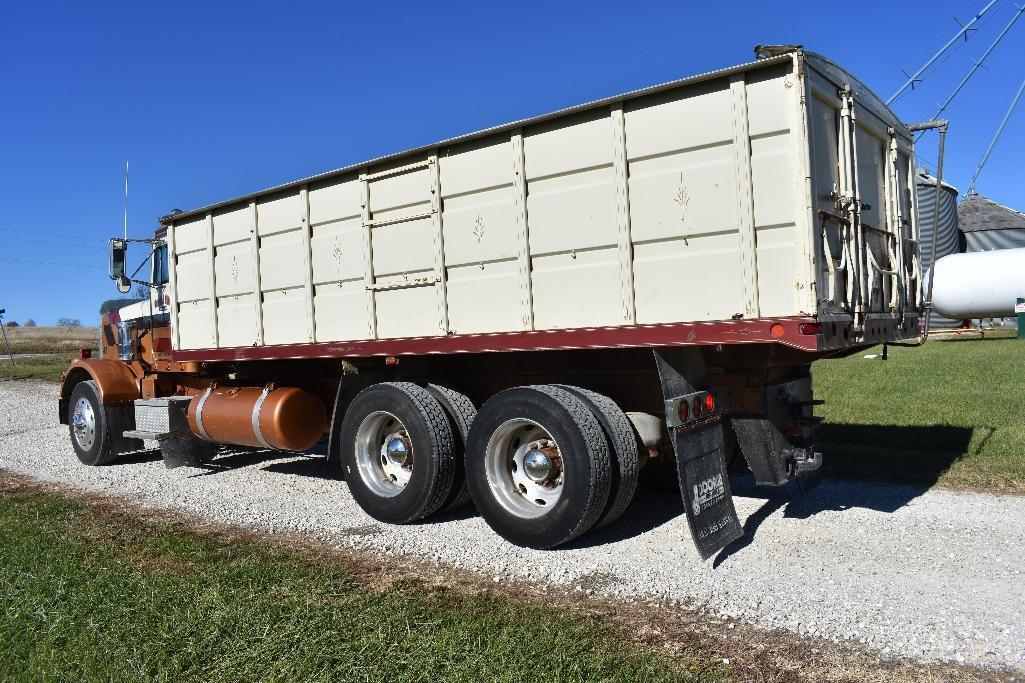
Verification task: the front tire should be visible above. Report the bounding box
[465,385,611,549]
[68,380,124,466]
[339,382,456,524]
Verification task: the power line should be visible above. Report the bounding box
[888,0,1001,104]
[0,227,105,245]
[925,3,1025,126]
[0,235,106,250]
[0,255,106,268]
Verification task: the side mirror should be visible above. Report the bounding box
[110,238,127,280]
[109,239,132,293]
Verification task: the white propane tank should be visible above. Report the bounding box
[929,248,1025,319]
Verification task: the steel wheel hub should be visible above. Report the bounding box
[385,433,411,466]
[71,397,97,451]
[354,412,413,498]
[484,419,565,519]
[522,445,555,483]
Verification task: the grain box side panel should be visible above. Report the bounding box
[524,110,621,330]
[172,215,216,349]
[257,189,310,345]
[308,176,371,341]
[624,78,746,324]
[170,57,815,353]
[367,160,443,338]
[439,135,522,335]
[746,65,803,317]
[212,204,259,347]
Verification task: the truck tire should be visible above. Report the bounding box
[339,382,456,524]
[552,385,640,530]
[425,384,476,511]
[68,380,123,466]
[465,385,611,549]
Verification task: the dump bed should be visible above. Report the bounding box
[163,50,920,359]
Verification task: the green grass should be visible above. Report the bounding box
[814,329,1025,493]
[0,480,716,682]
[0,326,95,382]
[0,353,74,382]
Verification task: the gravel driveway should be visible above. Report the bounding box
[2,380,1022,671]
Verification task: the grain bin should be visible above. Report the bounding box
[957,193,1025,253]
[916,170,964,328]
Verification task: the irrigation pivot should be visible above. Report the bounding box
[0,308,14,367]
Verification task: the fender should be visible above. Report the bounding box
[58,358,141,424]
[325,369,375,468]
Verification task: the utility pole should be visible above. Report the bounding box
[0,309,14,367]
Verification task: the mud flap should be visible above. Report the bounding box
[732,415,823,487]
[654,349,742,560]
[731,416,793,486]
[158,434,216,469]
[674,421,743,560]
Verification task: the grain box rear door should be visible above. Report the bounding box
[806,64,915,329]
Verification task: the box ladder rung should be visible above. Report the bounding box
[363,209,435,228]
[360,158,433,182]
[367,276,440,292]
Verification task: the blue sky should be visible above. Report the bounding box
[1,0,1022,326]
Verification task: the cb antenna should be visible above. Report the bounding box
[124,160,129,240]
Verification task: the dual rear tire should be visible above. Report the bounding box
[339,382,457,524]
[465,385,614,548]
[339,382,641,548]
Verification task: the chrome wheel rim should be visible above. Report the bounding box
[71,397,96,451]
[484,418,564,519]
[354,411,412,498]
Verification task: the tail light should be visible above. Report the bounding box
[799,322,822,335]
[667,390,720,428]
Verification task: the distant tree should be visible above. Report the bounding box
[135,283,151,299]
[56,317,81,329]
[6,321,18,328]
[23,319,36,327]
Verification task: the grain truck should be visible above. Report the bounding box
[59,47,926,559]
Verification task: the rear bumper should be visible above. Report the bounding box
[816,313,923,351]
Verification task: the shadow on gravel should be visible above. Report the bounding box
[729,473,932,515]
[186,448,293,478]
[262,455,339,480]
[714,473,934,566]
[561,488,684,549]
[115,449,163,465]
